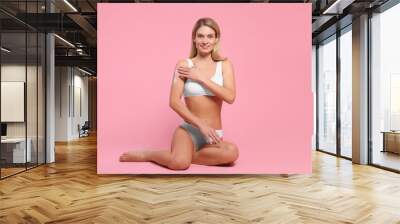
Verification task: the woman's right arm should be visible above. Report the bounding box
[169,59,204,129]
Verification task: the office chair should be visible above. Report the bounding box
[79,121,90,138]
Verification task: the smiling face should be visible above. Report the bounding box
[193,25,218,55]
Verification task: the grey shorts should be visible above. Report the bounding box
[180,122,224,151]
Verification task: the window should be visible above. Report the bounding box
[371,2,400,171]
[317,35,337,154]
[339,27,352,158]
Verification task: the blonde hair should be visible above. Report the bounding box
[189,17,226,61]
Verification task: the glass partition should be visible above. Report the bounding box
[1,31,28,177]
[27,30,38,169]
[0,1,46,179]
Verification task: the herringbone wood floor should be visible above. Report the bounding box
[1,133,400,224]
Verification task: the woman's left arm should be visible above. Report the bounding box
[202,59,236,104]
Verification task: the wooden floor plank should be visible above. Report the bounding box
[1,133,400,223]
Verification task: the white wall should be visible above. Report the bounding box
[72,73,89,138]
[55,67,89,141]
[55,66,69,141]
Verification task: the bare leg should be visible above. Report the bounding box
[119,150,149,162]
[119,150,171,164]
[119,127,194,170]
[192,141,239,166]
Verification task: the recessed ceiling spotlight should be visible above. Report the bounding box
[63,0,78,12]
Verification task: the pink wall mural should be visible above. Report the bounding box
[97,3,313,174]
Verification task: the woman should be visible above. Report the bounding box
[120,17,239,170]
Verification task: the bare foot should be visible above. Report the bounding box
[119,150,147,162]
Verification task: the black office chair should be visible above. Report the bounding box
[78,121,90,138]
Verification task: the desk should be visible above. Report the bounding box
[381,131,400,154]
[1,138,32,163]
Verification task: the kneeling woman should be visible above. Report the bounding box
[120,17,239,170]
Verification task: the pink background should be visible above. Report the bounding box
[97,3,312,174]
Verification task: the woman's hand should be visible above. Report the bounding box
[177,66,205,83]
[198,123,222,145]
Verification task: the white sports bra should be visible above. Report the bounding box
[183,58,223,97]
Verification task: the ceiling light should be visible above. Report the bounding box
[322,0,355,14]
[78,67,93,76]
[1,47,11,53]
[54,34,75,48]
[63,0,78,12]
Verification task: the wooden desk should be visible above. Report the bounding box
[381,131,400,154]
